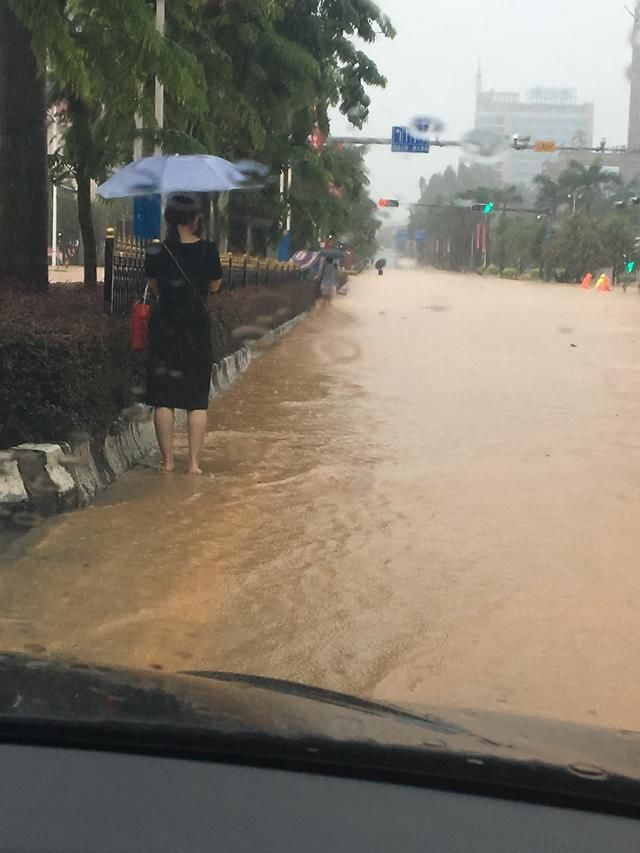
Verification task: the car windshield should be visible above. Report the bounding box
[0,0,639,741]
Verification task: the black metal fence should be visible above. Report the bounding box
[104,229,304,316]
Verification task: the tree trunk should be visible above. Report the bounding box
[76,170,97,288]
[0,1,48,290]
[211,192,221,246]
[197,192,212,239]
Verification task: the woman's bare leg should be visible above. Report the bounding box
[187,409,208,474]
[154,407,175,472]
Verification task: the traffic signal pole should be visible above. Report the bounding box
[381,200,549,216]
[330,135,640,156]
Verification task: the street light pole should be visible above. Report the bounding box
[51,183,58,268]
[133,0,164,240]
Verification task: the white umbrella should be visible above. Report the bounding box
[97,155,268,199]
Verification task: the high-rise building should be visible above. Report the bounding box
[475,79,594,186]
[628,1,640,150]
[553,2,640,181]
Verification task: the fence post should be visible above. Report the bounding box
[104,227,115,315]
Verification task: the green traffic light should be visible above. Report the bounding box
[627,261,636,273]
[483,202,494,214]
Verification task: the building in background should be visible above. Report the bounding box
[553,2,640,182]
[475,72,594,186]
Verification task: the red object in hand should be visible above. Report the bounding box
[130,302,152,351]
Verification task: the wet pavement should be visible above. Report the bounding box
[2,270,640,730]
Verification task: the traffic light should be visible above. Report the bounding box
[471,202,494,214]
[378,199,400,208]
[627,260,636,274]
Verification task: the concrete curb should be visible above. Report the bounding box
[0,311,308,521]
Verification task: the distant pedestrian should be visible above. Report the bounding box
[145,193,223,475]
[319,257,338,299]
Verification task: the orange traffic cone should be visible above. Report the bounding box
[580,273,593,290]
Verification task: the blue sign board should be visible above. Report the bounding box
[133,195,162,241]
[277,231,292,262]
[391,127,430,154]
[414,229,428,242]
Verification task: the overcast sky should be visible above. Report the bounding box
[331,0,635,221]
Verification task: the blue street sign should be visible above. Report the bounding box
[391,126,430,154]
[414,229,427,242]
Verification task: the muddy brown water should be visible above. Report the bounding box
[3,270,640,730]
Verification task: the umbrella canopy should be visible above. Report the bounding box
[97,155,268,199]
[320,248,347,261]
[375,258,387,270]
[291,250,321,271]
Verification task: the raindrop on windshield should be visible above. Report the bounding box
[460,128,509,161]
[409,115,445,138]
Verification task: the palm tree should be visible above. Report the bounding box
[0,1,49,290]
[533,174,563,220]
[558,159,621,215]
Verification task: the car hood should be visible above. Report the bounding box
[0,653,639,816]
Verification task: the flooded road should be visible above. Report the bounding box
[3,270,640,729]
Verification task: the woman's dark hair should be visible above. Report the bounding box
[164,193,202,244]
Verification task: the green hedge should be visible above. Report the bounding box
[0,279,316,449]
[0,323,134,448]
[501,267,520,279]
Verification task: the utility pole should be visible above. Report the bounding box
[51,182,58,268]
[133,0,165,239]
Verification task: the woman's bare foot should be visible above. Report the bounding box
[159,459,174,473]
[186,464,203,475]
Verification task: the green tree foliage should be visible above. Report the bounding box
[278,0,395,132]
[3,0,393,286]
[556,159,621,215]
[544,214,605,283]
[418,162,504,205]
[11,0,207,287]
[533,174,563,219]
[600,211,636,284]
[289,144,380,256]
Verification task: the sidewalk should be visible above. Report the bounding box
[49,266,104,284]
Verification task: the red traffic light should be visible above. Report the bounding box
[378,199,400,208]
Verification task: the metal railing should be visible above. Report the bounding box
[104,229,303,316]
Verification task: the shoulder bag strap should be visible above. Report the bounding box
[161,241,209,310]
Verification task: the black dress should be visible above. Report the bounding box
[144,240,223,411]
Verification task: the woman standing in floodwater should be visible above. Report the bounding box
[145,193,223,475]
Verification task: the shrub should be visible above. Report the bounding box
[484,264,500,276]
[0,278,316,449]
[0,284,134,448]
[501,267,520,279]
[523,268,541,281]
